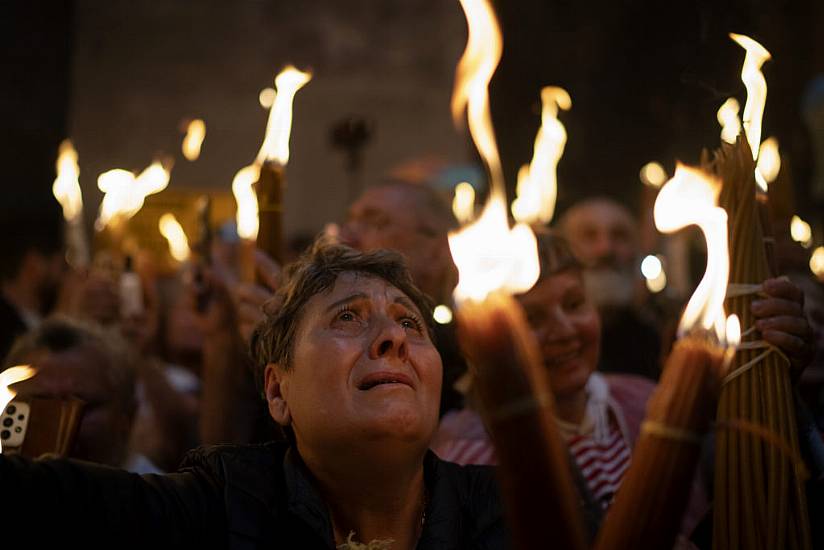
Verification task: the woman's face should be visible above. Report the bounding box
[276,271,442,456]
[517,269,601,400]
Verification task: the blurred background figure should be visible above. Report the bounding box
[4,316,143,469]
[0,196,66,360]
[558,197,662,380]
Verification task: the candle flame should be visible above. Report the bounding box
[158,213,190,262]
[730,33,771,191]
[182,119,206,161]
[451,0,504,198]
[452,182,476,224]
[511,86,571,224]
[256,66,312,166]
[96,161,171,231]
[654,163,736,345]
[717,98,742,145]
[810,246,824,278]
[756,137,781,185]
[0,365,36,453]
[52,140,83,221]
[790,215,812,248]
[232,164,261,240]
[449,194,540,303]
[639,161,667,188]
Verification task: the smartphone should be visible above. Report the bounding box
[1,401,30,451]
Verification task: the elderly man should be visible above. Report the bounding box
[558,197,661,379]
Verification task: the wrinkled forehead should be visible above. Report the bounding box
[307,271,421,316]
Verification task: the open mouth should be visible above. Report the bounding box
[357,372,414,391]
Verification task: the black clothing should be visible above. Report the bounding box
[1,442,507,549]
[0,294,27,362]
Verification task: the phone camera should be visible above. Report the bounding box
[1,430,9,440]
[2,418,12,427]
[5,405,15,415]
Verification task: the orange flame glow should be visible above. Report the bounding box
[231,164,261,240]
[654,164,739,346]
[449,195,540,303]
[256,66,312,165]
[0,365,35,454]
[452,0,504,198]
[182,119,206,161]
[158,213,190,262]
[511,87,571,224]
[730,34,771,167]
[448,0,542,303]
[52,140,83,221]
[95,161,171,231]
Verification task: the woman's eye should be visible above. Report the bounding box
[400,317,422,332]
[335,309,357,322]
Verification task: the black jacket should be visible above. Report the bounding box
[1,442,508,549]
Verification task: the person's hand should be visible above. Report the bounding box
[231,250,281,343]
[752,277,815,380]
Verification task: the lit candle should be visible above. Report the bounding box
[449,1,586,548]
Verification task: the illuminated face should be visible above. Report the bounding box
[274,272,442,457]
[560,199,638,270]
[517,269,601,400]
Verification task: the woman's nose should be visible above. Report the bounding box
[369,317,409,361]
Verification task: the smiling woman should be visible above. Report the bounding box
[0,241,507,550]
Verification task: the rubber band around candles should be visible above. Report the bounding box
[640,421,703,445]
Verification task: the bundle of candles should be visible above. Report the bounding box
[706,137,811,550]
[590,164,741,550]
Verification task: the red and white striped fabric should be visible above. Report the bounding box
[564,420,631,508]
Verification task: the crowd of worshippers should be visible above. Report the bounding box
[1,162,823,549]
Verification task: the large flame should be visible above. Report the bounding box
[730,34,771,164]
[717,98,742,145]
[448,0,540,303]
[452,0,504,198]
[654,164,737,344]
[449,195,540,303]
[232,164,261,240]
[0,365,36,453]
[95,160,171,231]
[511,87,571,224]
[756,136,781,184]
[256,66,312,165]
[182,119,206,161]
[452,182,476,224]
[52,140,83,221]
[158,213,190,262]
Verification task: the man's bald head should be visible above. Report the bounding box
[341,182,458,303]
